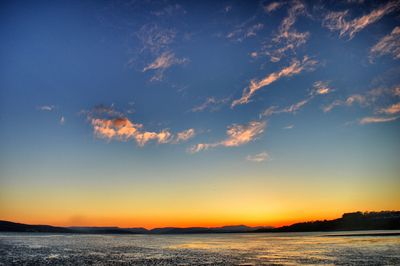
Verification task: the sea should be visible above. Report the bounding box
[1,231,399,265]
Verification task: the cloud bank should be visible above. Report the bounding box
[92,117,195,146]
[86,105,195,147]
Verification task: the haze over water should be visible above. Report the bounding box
[1,232,400,265]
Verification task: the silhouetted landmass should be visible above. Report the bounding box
[255,211,400,233]
[68,226,147,234]
[0,221,74,233]
[1,211,399,234]
[0,221,266,234]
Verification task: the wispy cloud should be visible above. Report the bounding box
[311,80,331,95]
[191,97,230,112]
[263,0,309,62]
[80,104,124,118]
[260,106,279,117]
[323,86,400,125]
[143,51,188,81]
[174,128,196,143]
[359,116,399,124]
[232,56,317,107]
[322,86,398,113]
[274,0,308,43]
[246,151,270,162]
[221,121,266,147]
[151,4,186,17]
[264,2,284,13]
[224,5,232,13]
[378,102,400,115]
[322,1,399,39]
[346,0,365,4]
[283,124,294,129]
[323,94,368,112]
[282,99,309,113]
[260,80,331,117]
[370,26,400,61]
[322,100,343,113]
[260,98,309,117]
[394,86,400,96]
[226,23,264,42]
[37,105,55,111]
[190,121,266,153]
[223,10,265,42]
[136,24,176,54]
[130,23,189,82]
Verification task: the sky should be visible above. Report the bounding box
[0,0,399,228]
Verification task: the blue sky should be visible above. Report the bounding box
[0,0,399,227]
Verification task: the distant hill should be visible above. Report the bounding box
[256,211,400,233]
[68,226,148,234]
[1,211,399,234]
[0,221,267,234]
[0,220,74,233]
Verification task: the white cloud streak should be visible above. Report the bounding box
[37,105,55,111]
[312,81,331,95]
[322,1,399,39]
[136,24,176,54]
[246,152,270,162]
[260,80,331,117]
[143,52,188,81]
[322,86,399,113]
[174,128,196,143]
[370,26,400,60]
[191,97,230,112]
[378,102,400,115]
[260,98,310,117]
[264,2,284,13]
[232,56,318,107]
[190,121,266,153]
[323,94,367,112]
[359,116,399,124]
[226,23,264,42]
[151,4,186,17]
[264,0,309,62]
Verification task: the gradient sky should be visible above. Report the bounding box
[1,0,399,228]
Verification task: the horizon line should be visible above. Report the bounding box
[2,210,398,230]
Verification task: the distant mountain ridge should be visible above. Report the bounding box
[0,221,74,233]
[1,211,399,234]
[256,211,400,233]
[0,221,267,234]
[67,226,147,234]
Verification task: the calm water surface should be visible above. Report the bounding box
[1,231,399,265]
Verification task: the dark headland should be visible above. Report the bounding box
[1,211,399,235]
